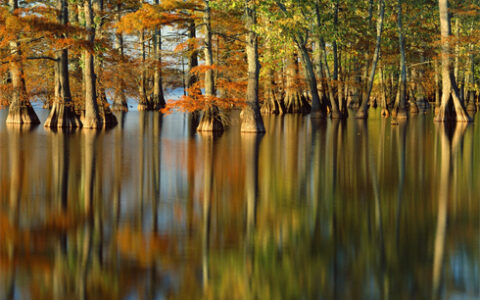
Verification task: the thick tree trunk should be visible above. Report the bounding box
[241,0,265,133]
[198,0,223,132]
[435,0,471,122]
[45,0,82,129]
[356,0,385,119]
[82,0,102,129]
[6,0,40,126]
[392,0,408,124]
[112,3,128,112]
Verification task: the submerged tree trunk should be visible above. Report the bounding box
[187,19,201,131]
[392,0,408,123]
[45,0,82,129]
[82,0,102,129]
[152,0,166,110]
[466,52,476,113]
[284,52,310,114]
[434,0,471,122]
[198,0,223,132]
[241,0,265,133]
[296,35,325,117]
[93,0,117,128]
[261,66,285,114]
[6,0,40,126]
[137,30,149,111]
[356,0,385,119]
[112,3,128,112]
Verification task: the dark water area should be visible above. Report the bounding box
[0,107,479,299]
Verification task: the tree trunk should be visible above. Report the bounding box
[356,0,385,119]
[261,66,285,114]
[198,0,223,132]
[435,0,471,122]
[466,52,476,113]
[296,35,325,117]
[45,0,82,129]
[391,0,408,124]
[284,52,310,114]
[137,30,149,111]
[319,38,342,118]
[241,0,265,133]
[6,0,40,126]
[93,0,117,127]
[112,3,128,112]
[187,19,201,131]
[82,0,102,129]
[152,0,166,110]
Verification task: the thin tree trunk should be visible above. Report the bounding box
[138,30,149,110]
[392,0,408,124]
[152,0,166,110]
[112,3,128,112]
[241,0,265,132]
[45,0,82,128]
[357,0,385,119]
[187,19,201,131]
[6,0,40,125]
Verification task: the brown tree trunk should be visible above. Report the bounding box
[241,0,265,133]
[152,0,166,110]
[82,0,102,128]
[392,0,409,124]
[137,30,149,111]
[284,52,310,114]
[187,19,201,131]
[112,3,128,112]
[6,0,40,126]
[45,0,82,129]
[357,0,385,119]
[435,0,471,122]
[198,0,223,132]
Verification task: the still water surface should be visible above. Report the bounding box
[0,108,479,299]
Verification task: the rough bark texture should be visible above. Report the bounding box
[6,0,40,126]
[137,30,149,111]
[82,0,102,129]
[357,0,385,119]
[284,53,310,114]
[45,0,82,129]
[197,0,223,132]
[241,1,265,133]
[187,19,201,131]
[152,1,166,110]
[261,67,285,114]
[111,3,128,112]
[435,0,471,122]
[392,0,408,124]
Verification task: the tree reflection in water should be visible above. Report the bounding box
[0,111,478,299]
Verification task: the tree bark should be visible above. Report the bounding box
[392,0,408,123]
[435,0,471,122]
[152,0,166,110]
[197,0,223,132]
[82,0,102,129]
[284,52,310,114]
[356,0,385,119]
[45,0,82,129]
[6,0,40,126]
[241,0,265,133]
[112,2,128,112]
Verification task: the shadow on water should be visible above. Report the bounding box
[0,110,479,299]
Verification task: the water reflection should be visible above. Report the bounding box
[0,110,479,299]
